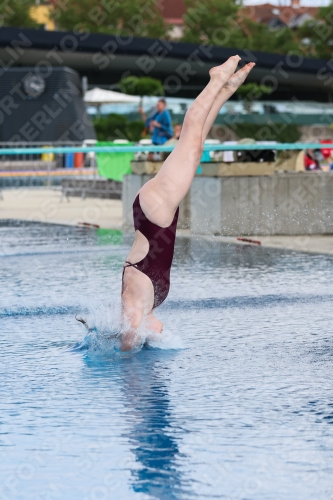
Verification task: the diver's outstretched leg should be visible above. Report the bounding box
[139,58,255,227]
[138,56,242,226]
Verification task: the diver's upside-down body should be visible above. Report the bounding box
[120,56,256,351]
[122,193,179,310]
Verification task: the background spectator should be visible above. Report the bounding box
[305,149,321,170]
[139,99,173,145]
[173,123,182,140]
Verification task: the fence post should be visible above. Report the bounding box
[47,160,51,187]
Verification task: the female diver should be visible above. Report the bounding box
[120,56,255,351]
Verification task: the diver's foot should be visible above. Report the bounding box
[223,62,256,91]
[209,55,241,83]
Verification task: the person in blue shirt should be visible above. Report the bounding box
[139,99,173,145]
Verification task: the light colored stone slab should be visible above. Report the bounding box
[201,162,275,176]
[132,161,276,177]
[131,161,164,175]
[275,150,305,172]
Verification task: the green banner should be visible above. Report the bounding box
[96,141,134,181]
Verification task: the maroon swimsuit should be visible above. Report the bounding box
[123,194,179,309]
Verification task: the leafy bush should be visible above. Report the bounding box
[0,0,39,28]
[236,83,273,102]
[118,76,164,97]
[92,114,144,142]
[181,0,299,55]
[52,0,167,38]
[125,121,146,142]
[233,123,301,143]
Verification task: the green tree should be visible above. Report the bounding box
[181,0,298,55]
[52,0,167,38]
[233,123,301,143]
[236,83,272,112]
[0,0,39,29]
[298,3,333,59]
[242,18,299,54]
[93,113,144,141]
[181,0,240,46]
[118,76,163,106]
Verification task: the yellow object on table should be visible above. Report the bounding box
[41,147,54,162]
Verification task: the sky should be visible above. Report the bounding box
[243,0,330,5]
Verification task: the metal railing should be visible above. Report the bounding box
[0,142,97,190]
[0,142,330,155]
[0,141,330,196]
[0,142,96,168]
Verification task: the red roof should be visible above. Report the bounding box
[241,3,318,25]
[159,0,186,21]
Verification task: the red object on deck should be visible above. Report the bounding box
[74,152,85,168]
[320,140,333,159]
[237,237,261,246]
[78,222,100,229]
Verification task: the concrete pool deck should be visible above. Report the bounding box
[1,188,333,256]
[0,188,123,230]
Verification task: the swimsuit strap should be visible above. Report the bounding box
[122,261,140,296]
[122,261,138,280]
[123,260,138,269]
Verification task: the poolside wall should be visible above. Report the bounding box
[123,173,333,236]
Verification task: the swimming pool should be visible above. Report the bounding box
[1,220,333,499]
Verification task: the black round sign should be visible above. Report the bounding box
[23,75,46,98]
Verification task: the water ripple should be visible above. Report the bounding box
[1,222,333,499]
[0,305,81,318]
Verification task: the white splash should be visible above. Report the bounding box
[73,299,185,355]
[145,328,185,350]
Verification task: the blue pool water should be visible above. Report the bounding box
[1,220,333,500]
